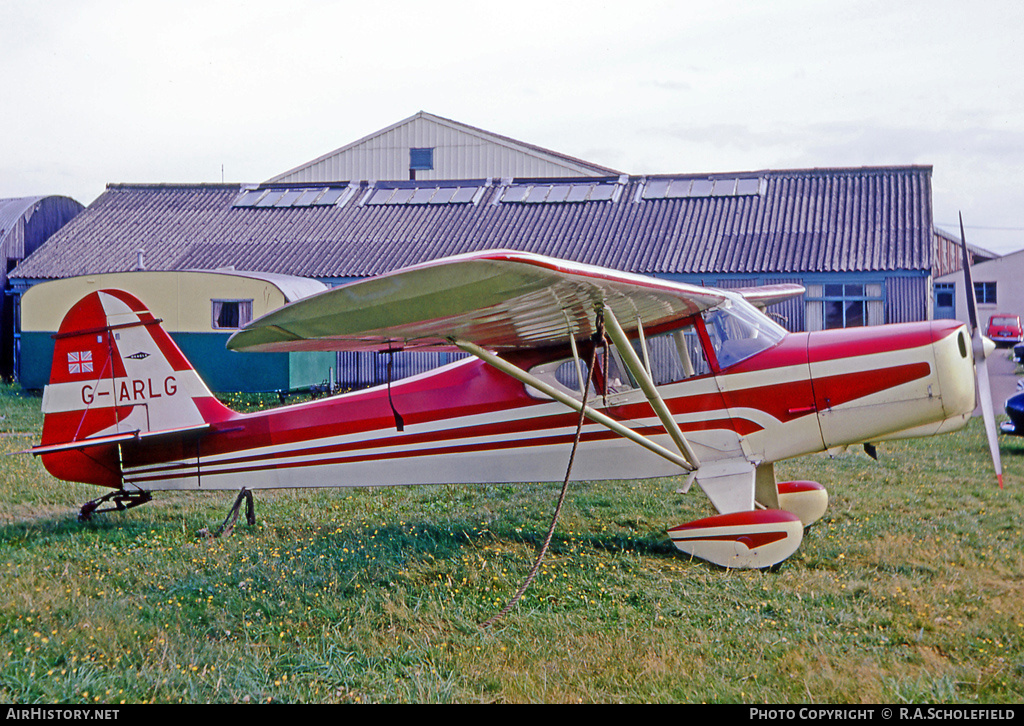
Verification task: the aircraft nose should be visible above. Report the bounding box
[930,320,977,420]
[983,334,996,359]
[808,319,975,448]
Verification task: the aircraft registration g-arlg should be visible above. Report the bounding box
[30,247,1000,570]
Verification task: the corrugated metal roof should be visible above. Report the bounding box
[1,195,84,263]
[0,196,46,236]
[12,166,934,282]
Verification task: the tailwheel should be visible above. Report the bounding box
[79,489,153,522]
[777,480,828,527]
[668,510,804,569]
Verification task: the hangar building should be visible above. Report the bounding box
[0,195,84,378]
[269,111,622,183]
[12,165,945,391]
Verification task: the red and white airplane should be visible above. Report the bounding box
[29,248,1000,569]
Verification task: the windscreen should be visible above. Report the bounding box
[702,299,787,369]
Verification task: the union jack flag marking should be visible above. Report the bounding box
[68,351,93,374]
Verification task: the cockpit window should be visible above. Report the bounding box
[554,358,588,393]
[527,318,718,401]
[526,303,780,400]
[702,298,786,369]
[631,324,711,384]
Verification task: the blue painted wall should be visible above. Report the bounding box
[18,331,334,393]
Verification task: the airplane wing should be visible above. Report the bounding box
[732,283,805,310]
[227,250,729,353]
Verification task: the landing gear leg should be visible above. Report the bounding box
[78,489,153,522]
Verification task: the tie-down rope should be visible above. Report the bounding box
[481,311,604,628]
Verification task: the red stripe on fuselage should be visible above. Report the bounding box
[119,320,952,487]
[124,425,653,484]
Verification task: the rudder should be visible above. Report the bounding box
[39,290,233,486]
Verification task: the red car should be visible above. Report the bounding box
[986,313,1023,346]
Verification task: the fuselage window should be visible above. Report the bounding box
[554,358,589,393]
[527,357,592,400]
[601,345,632,394]
[526,345,631,400]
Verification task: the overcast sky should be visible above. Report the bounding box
[3,0,1023,254]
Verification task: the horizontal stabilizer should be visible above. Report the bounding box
[27,423,211,457]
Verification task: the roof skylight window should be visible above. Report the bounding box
[589,184,617,202]
[429,188,457,204]
[501,181,620,204]
[362,183,483,206]
[450,187,479,204]
[642,176,764,201]
[274,190,305,207]
[367,188,394,205]
[525,186,551,203]
[293,189,326,206]
[736,178,763,195]
[641,180,671,200]
[409,187,438,204]
[390,189,415,205]
[314,187,351,206]
[566,184,592,203]
[666,179,692,198]
[712,179,736,196]
[232,185,352,209]
[255,190,286,207]
[690,180,714,196]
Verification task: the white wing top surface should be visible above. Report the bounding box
[227,250,730,353]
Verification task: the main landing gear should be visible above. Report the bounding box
[668,480,829,569]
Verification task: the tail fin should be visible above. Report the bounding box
[38,289,233,486]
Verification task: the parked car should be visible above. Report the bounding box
[986,313,1023,347]
[1003,380,1024,434]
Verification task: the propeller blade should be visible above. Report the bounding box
[975,340,1004,488]
[960,214,979,333]
[960,213,1004,488]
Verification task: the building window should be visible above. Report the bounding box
[212,299,253,330]
[934,282,956,319]
[935,282,955,308]
[974,281,997,305]
[804,282,884,330]
[410,148,434,171]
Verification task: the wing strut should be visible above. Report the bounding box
[453,339,697,472]
[602,305,702,470]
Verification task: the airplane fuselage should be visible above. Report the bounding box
[43,317,974,497]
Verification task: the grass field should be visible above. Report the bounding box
[1,383,1022,703]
